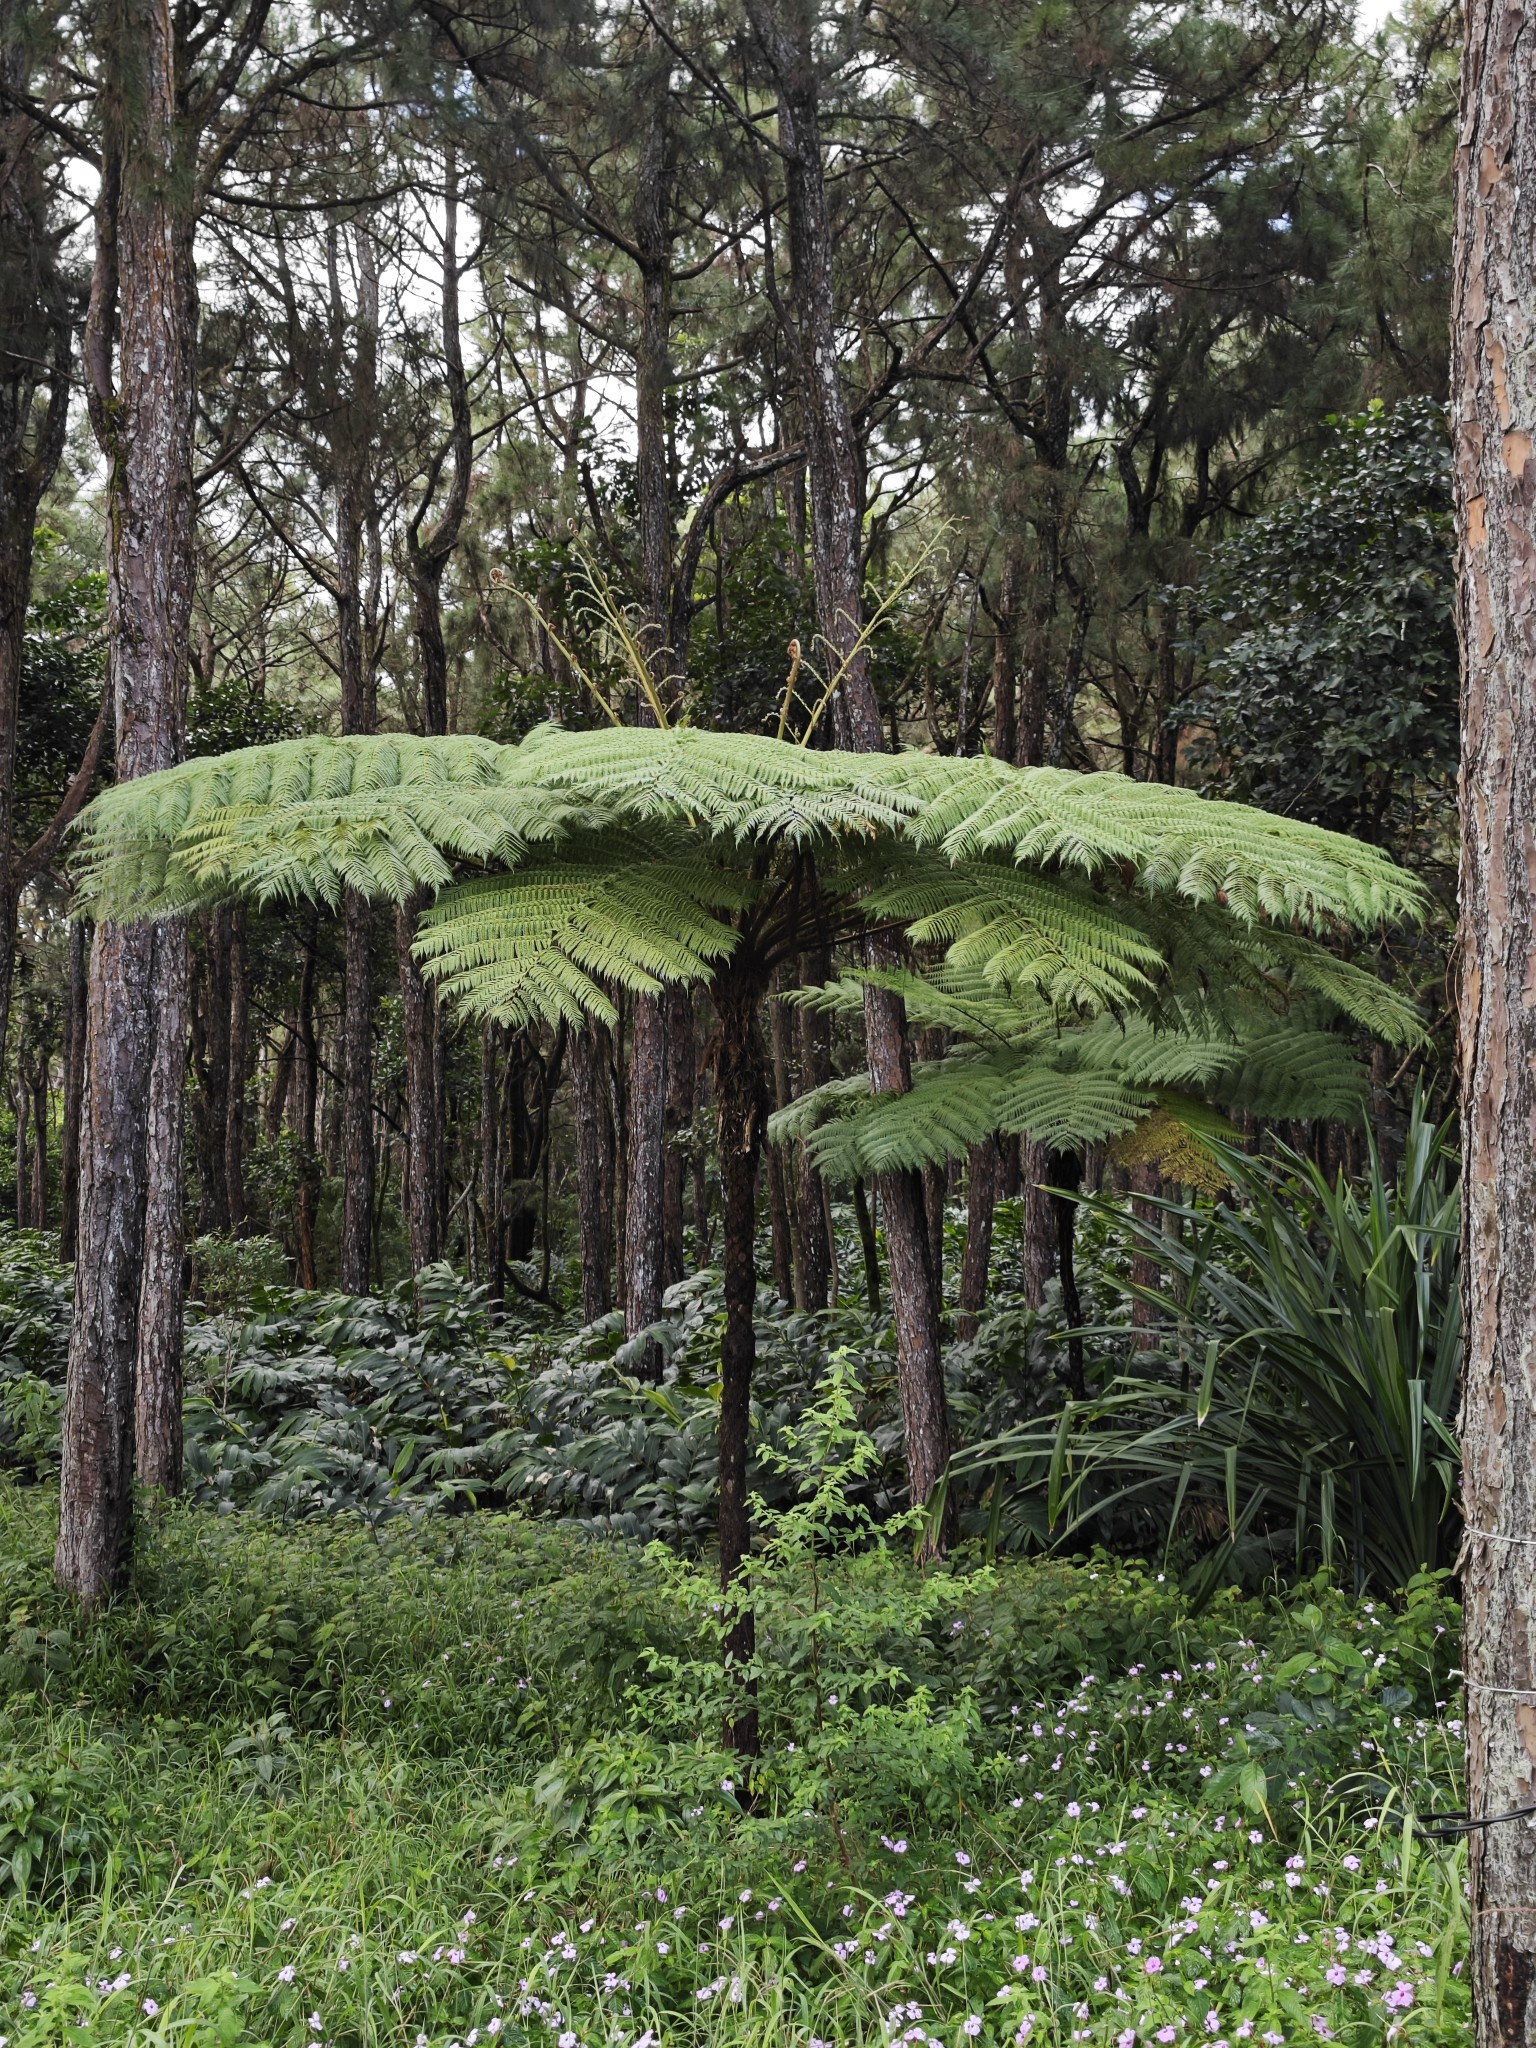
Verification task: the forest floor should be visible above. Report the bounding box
[0,1490,1470,2048]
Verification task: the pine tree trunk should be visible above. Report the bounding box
[135,921,187,1493]
[57,0,196,1603]
[338,890,374,1294]
[59,918,86,1264]
[1453,8,1536,2028]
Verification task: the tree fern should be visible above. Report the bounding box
[413,836,749,1030]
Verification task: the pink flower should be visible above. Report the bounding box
[1145,1957,1163,1976]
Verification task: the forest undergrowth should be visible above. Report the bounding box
[0,1393,1468,2048]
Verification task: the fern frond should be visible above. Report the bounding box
[412,837,748,1029]
[860,855,1167,1011]
[507,723,918,843]
[75,735,585,917]
[866,753,1426,931]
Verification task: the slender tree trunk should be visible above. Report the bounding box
[1128,1161,1163,1349]
[480,1018,502,1299]
[746,0,952,1535]
[624,992,668,1373]
[1020,1136,1055,1308]
[958,1136,998,1340]
[622,61,677,1368]
[1050,1150,1086,1398]
[794,950,832,1312]
[989,545,1024,764]
[27,1057,46,1229]
[714,969,765,1758]
[662,984,693,1290]
[59,918,87,1263]
[338,891,374,1294]
[853,1176,879,1312]
[224,903,247,1231]
[571,1021,614,1322]
[398,894,440,1272]
[13,1068,27,1225]
[1453,10,1536,2029]
[192,912,230,1232]
[57,0,196,1599]
[295,930,318,1289]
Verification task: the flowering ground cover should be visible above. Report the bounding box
[0,1478,1466,2048]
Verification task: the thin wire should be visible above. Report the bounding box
[1463,1528,1536,1548]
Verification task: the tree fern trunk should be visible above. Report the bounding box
[1453,6,1536,2029]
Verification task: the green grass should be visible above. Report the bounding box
[0,1481,1469,2048]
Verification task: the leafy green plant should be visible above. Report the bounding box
[958,1096,1460,1592]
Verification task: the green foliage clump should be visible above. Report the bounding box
[0,1456,1467,2046]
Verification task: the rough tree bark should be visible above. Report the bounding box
[58,918,86,1263]
[1453,6,1536,2034]
[0,21,72,1074]
[56,0,196,1600]
[570,1021,615,1322]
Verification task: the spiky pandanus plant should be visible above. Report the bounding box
[77,720,1423,1738]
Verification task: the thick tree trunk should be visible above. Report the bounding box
[59,919,87,1264]
[135,921,187,1492]
[714,970,765,1757]
[57,0,196,1601]
[1453,10,1536,2031]
[398,894,440,1272]
[338,890,374,1294]
[571,1021,614,1322]
[958,1136,998,1340]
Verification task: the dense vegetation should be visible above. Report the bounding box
[2,0,1510,2036]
